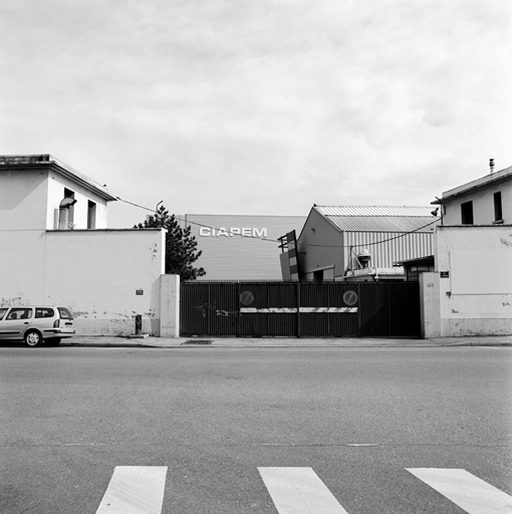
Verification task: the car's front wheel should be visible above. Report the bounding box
[24,330,43,347]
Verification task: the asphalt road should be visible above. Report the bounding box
[1,346,511,514]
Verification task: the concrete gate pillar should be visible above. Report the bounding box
[419,272,441,338]
[160,274,180,338]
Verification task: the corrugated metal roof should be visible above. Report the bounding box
[313,206,438,233]
[315,206,434,217]
[327,216,437,233]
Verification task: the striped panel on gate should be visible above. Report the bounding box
[241,307,357,313]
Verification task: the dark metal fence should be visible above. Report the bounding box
[180,281,420,338]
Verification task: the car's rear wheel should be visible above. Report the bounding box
[24,330,43,347]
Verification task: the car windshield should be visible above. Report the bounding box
[0,308,7,320]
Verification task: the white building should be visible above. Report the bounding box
[432,160,511,225]
[0,154,170,336]
[421,162,512,337]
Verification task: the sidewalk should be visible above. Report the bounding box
[62,334,512,348]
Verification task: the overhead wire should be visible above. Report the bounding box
[116,196,441,250]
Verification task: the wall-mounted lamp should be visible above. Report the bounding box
[59,197,77,209]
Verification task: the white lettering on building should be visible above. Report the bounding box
[199,227,268,238]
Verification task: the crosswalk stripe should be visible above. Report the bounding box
[95,466,167,514]
[258,467,350,514]
[407,468,512,514]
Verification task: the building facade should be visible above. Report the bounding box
[296,206,437,281]
[432,162,511,225]
[420,162,512,337]
[0,154,167,336]
[0,154,115,230]
[179,214,306,280]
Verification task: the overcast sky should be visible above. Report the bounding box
[1,0,510,228]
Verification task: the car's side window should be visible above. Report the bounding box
[7,308,32,320]
[35,308,54,318]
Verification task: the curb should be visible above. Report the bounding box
[61,337,512,349]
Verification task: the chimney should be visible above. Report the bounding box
[489,158,495,174]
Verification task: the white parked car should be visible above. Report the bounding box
[0,306,75,347]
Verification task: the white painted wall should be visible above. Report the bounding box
[443,174,512,225]
[0,168,111,231]
[0,230,47,304]
[419,272,441,338]
[432,225,512,336]
[0,228,167,335]
[0,169,48,230]
[160,274,180,337]
[46,171,110,229]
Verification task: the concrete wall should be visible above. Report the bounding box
[0,228,167,335]
[422,225,512,337]
[419,272,441,338]
[159,274,180,337]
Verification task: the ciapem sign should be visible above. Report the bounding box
[199,227,268,238]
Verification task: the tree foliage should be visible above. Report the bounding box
[134,205,206,281]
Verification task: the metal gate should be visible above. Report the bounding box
[180,281,421,338]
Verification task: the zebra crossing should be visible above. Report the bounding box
[95,466,512,514]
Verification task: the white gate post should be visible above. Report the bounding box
[419,272,441,338]
[159,274,180,338]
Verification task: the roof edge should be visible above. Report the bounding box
[0,154,117,202]
[433,165,512,204]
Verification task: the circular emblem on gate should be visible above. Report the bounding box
[240,290,255,306]
[343,290,358,306]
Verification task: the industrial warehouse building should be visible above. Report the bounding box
[178,214,306,280]
[296,206,438,281]
[180,208,438,282]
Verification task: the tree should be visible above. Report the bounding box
[134,205,206,281]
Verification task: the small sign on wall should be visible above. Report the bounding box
[440,271,450,278]
[135,289,144,295]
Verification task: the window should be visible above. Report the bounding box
[494,192,503,223]
[59,188,77,229]
[7,308,32,320]
[461,201,474,225]
[313,270,324,282]
[58,307,73,320]
[35,308,54,318]
[87,200,97,229]
[64,188,75,226]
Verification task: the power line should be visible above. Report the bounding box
[116,196,155,213]
[301,218,440,249]
[116,196,440,249]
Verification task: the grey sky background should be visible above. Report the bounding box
[1,0,510,228]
